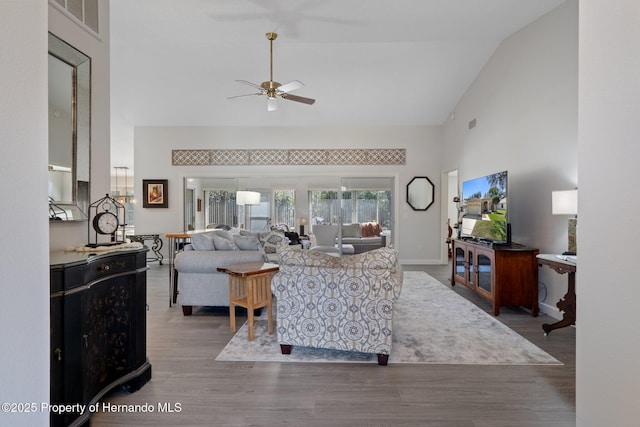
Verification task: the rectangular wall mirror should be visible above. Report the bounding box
[48,32,90,221]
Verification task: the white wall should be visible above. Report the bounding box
[0,1,49,425]
[577,1,640,425]
[441,0,578,318]
[49,2,111,250]
[0,2,111,425]
[134,125,444,264]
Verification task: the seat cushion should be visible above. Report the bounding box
[175,250,264,273]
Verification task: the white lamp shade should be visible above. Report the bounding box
[552,190,578,215]
[236,190,260,206]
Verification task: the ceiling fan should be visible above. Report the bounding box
[228,32,316,111]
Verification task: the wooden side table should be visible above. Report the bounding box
[537,254,577,335]
[217,262,279,341]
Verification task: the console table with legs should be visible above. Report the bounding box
[165,231,197,307]
[537,254,577,335]
[129,233,164,264]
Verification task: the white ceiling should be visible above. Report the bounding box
[109,0,566,171]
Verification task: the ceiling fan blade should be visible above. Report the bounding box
[278,80,304,93]
[235,80,263,90]
[281,93,315,105]
[267,97,278,111]
[227,93,262,99]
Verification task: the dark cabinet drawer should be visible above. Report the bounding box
[84,253,137,284]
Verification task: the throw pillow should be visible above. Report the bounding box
[190,232,216,251]
[373,222,382,236]
[361,222,382,237]
[212,229,234,241]
[212,234,237,251]
[260,230,288,254]
[239,229,263,240]
[342,223,362,238]
[234,235,261,251]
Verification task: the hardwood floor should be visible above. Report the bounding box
[91,262,575,427]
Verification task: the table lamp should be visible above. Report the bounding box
[552,189,577,254]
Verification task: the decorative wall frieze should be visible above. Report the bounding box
[172,148,406,166]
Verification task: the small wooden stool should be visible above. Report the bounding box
[217,262,279,341]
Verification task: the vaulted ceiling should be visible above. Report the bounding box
[109,0,566,170]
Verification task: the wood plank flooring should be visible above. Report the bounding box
[91,263,575,427]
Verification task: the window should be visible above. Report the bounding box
[309,189,392,230]
[309,191,342,226]
[355,190,392,229]
[272,189,296,230]
[185,188,195,230]
[204,190,237,228]
[50,0,99,34]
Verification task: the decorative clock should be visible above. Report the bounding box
[87,194,126,247]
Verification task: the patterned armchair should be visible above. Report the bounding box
[271,246,403,365]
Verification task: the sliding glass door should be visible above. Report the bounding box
[307,176,394,254]
[183,176,395,251]
[339,177,394,253]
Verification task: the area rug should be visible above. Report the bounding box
[215,271,562,365]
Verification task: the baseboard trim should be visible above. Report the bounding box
[539,301,563,321]
[400,258,443,265]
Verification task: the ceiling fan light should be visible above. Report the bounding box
[267,97,278,111]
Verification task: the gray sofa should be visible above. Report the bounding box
[340,222,387,254]
[173,229,287,315]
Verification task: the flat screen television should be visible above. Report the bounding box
[460,170,509,243]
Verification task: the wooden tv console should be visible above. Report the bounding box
[451,239,539,316]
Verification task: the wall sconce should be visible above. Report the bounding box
[552,189,577,254]
[299,217,308,236]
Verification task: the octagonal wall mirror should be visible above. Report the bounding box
[407,176,435,211]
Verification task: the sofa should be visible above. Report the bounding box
[174,229,288,315]
[339,222,387,254]
[271,245,403,365]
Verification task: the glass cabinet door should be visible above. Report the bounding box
[476,252,493,295]
[467,250,475,286]
[454,247,465,280]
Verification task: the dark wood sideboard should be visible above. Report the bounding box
[50,247,152,427]
[451,239,539,316]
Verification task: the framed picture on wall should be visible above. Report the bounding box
[143,179,168,208]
